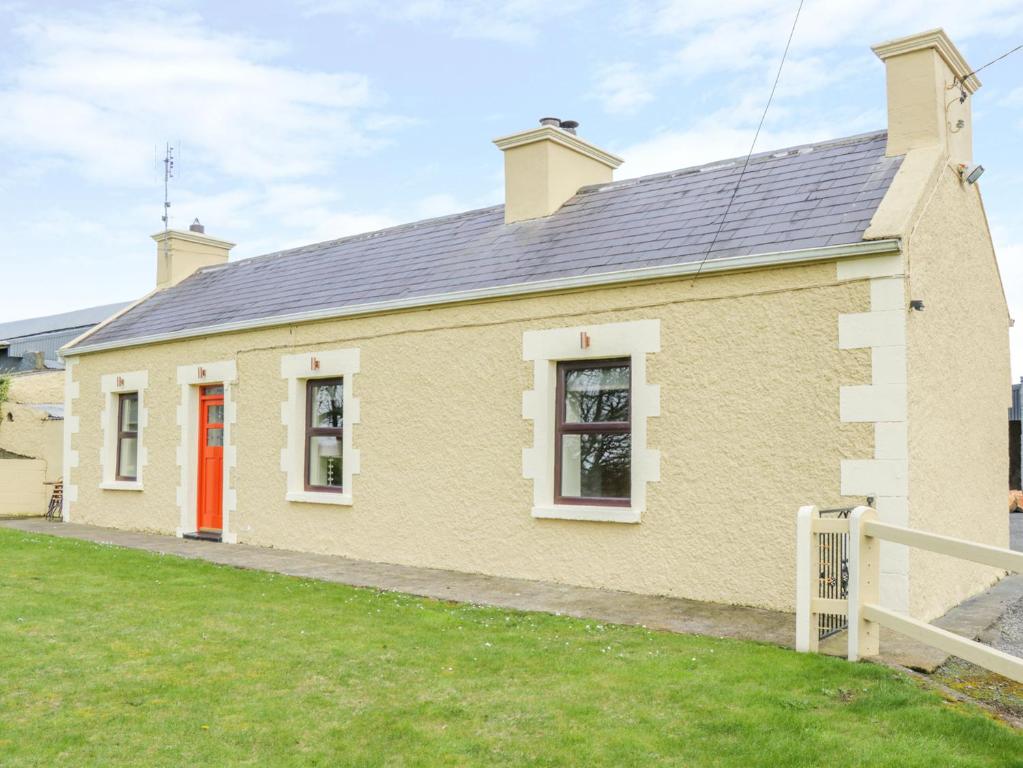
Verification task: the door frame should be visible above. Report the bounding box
[175,360,238,543]
[196,385,225,531]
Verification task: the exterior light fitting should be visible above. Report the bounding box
[960,163,985,184]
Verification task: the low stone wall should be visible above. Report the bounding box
[0,455,47,517]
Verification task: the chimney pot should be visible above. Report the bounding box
[539,117,561,127]
[189,218,205,234]
[560,120,579,135]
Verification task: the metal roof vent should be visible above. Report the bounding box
[189,218,205,234]
[537,117,579,135]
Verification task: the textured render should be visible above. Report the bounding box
[0,372,65,483]
[0,458,47,516]
[0,402,62,483]
[7,370,65,403]
[904,164,1011,621]
[78,132,900,348]
[66,263,873,612]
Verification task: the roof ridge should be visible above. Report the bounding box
[183,130,890,281]
[577,130,890,195]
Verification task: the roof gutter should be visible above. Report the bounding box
[65,238,901,356]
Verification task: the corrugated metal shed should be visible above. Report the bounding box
[0,301,129,373]
[1012,379,1022,421]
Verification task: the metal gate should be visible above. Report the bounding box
[817,507,851,640]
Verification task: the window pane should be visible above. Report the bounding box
[203,385,224,395]
[206,428,224,447]
[207,404,224,424]
[120,394,138,431]
[118,437,138,478]
[308,435,343,488]
[560,432,630,499]
[311,381,344,428]
[564,365,629,423]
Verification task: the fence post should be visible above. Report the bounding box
[795,505,818,653]
[848,505,879,661]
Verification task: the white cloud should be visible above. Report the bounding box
[592,62,656,115]
[615,124,832,180]
[599,0,1023,117]
[0,8,408,186]
[299,0,587,44]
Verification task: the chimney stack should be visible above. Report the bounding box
[494,117,623,224]
[872,29,980,163]
[152,223,234,290]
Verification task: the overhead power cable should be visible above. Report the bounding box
[691,0,805,281]
[963,41,1023,82]
[955,41,1023,102]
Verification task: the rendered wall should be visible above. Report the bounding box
[66,262,872,611]
[0,402,62,483]
[0,458,47,516]
[1,371,65,484]
[904,165,1011,620]
[8,370,64,403]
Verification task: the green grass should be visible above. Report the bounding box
[1,529,1020,767]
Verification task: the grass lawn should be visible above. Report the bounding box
[1,529,1021,767]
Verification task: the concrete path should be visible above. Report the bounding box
[3,516,1020,672]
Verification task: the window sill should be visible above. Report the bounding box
[531,505,640,524]
[99,480,144,492]
[286,490,353,506]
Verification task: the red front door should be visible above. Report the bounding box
[197,386,224,531]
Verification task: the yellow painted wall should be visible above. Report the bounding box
[67,262,872,611]
[0,402,63,483]
[8,370,64,403]
[1,370,65,485]
[904,165,1011,620]
[0,458,47,517]
[502,138,614,222]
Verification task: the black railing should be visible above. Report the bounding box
[817,507,851,640]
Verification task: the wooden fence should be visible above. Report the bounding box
[796,505,1023,683]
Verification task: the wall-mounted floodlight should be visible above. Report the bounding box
[960,163,985,184]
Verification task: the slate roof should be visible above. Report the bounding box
[75,131,901,350]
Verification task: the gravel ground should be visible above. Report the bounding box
[931,513,1023,722]
[990,512,1023,656]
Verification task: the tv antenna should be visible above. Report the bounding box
[161,142,175,231]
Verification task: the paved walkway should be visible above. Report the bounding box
[3,517,1020,672]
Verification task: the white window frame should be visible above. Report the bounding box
[99,370,148,491]
[281,348,361,506]
[523,320,660,523]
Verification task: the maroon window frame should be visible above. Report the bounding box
[554,358,631,507]
[305,377,344,492]
[115,392,139,481]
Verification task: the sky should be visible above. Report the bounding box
[0,0,1021,376]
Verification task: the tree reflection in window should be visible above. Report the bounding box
[306,379,343,490]
[556,360,631,505]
